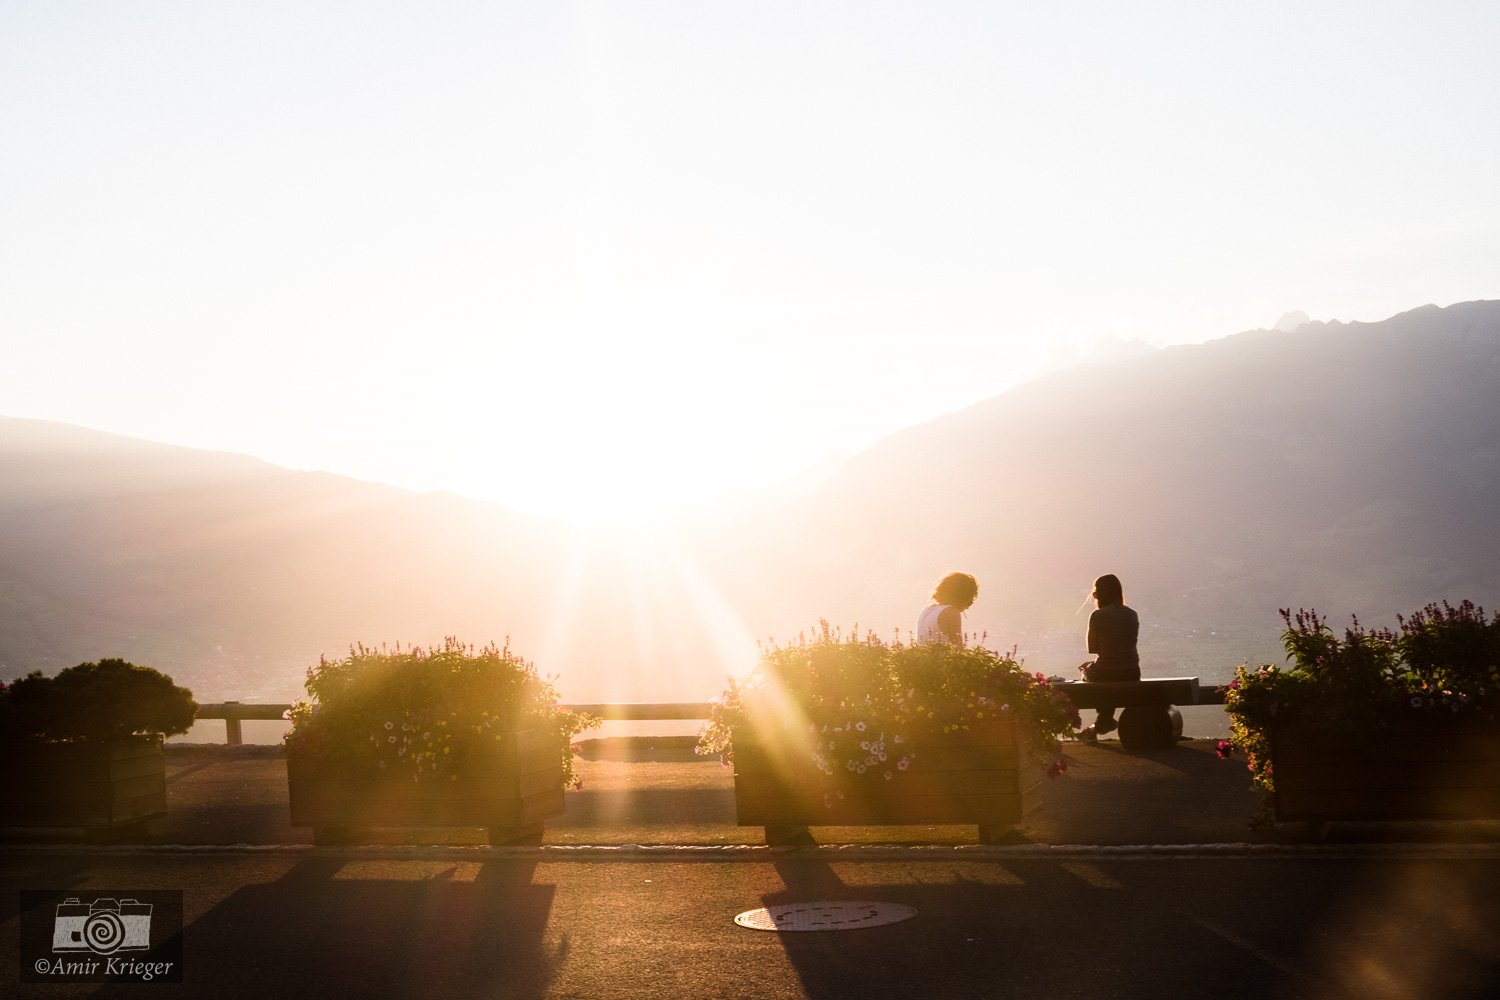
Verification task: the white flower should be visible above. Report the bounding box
[898,757,910,771]
[384,722,394,730]
[856,721,867,731]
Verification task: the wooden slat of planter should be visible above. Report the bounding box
[514,788,567,824]
[736,721,1030,763]
[734,743,1029,776]
[1271,722,1500,822]
[1275,759,1500,792]
[736,787,1041,826]
[2,739,161,764]
[102,790,169,825]
[287,777,565,827]
[896,745,1027,772]
[0,772,165,805]
[14,752,166,783]
[286,729,567,832]
[1276,785,1500,821]
[1273,732,1500,765]
[285,769,564,809]
[285,757,561,797]
[734,760,1044,801]
[1,740,167,829]
[6,789,168,828]
[732,715,1042,831]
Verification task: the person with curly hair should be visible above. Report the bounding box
[915,572,979,646]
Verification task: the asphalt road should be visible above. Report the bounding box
[4,739,1500,999]
[4,847,1500,999]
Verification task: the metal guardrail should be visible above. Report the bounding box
[195,688,1224,746]
[194,701,717,746]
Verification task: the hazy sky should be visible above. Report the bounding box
[3,1,1496,521]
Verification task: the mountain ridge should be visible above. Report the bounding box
[3,299,1497,700]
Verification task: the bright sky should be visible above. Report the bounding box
[3,1,1497,522]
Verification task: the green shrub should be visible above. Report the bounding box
[0,658,197,743]
[1224,601,1500,799]
[283,637,597,789]
[696,623,1080,801]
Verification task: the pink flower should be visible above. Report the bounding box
[1216,740,1233,760]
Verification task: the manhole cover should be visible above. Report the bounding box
[734,901,918,932]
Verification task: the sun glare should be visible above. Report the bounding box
[425,309,801,526]
[528,517,763,713]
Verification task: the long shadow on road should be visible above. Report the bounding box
[86,857,562,1000]
[762,854,1500,1000]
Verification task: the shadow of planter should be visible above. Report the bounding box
[0,736,166,842]
[181,857,559,999]
[287,729,565,845]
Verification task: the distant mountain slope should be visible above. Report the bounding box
[0,418,565,697]
[2,300,1497,698]
[703,300,1500,673]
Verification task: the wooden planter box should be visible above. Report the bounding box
[286,729,566,845]
[0,737,167,842]
[733,716,1042,844]
[1272,719,1500,824]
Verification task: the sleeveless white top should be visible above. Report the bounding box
[916,604,956,644]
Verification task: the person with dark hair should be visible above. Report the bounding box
[915,572,979,646]
[1075,573,1140,740]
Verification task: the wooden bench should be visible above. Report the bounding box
[1058,677,1214,750]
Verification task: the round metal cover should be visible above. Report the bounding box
[734,901,918,932]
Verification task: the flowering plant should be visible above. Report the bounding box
[283,638,598,788]
[696,623,1079,805]
[1224,601,1500,798]
[0,659,197,744]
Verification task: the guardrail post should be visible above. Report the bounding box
[224,701,243,746]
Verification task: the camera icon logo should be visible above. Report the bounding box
[52,897,153,955]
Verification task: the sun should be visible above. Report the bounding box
[428,313,797,525]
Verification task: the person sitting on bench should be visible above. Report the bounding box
[915,571,979,646]
[1075,573,1140,740]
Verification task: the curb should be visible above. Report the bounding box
[6,841,1500,861]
